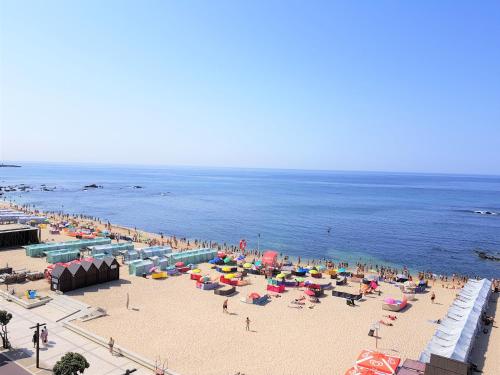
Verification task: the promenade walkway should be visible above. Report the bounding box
[0,353,31,375]
[0,295,155,375]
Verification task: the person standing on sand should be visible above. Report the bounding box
[223,299,228,313]
[126,293,130,310]
[431,292,436,304]
[108,337,115,354]
[246,317,250,331]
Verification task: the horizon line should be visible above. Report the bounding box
[3,159,500,178]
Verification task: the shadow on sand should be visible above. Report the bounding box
[65,278,131,296]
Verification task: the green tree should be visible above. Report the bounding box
[53,352,90,375]
[0,310,12,349]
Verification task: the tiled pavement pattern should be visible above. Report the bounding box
[0,296,154,375]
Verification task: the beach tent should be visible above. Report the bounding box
[93,259,110,283]
[356,349,400,374]
[81,260,98,286]
[262,250,278,266]
[50,265,73,293]
[68,263,86,290]
[104,257,120,281]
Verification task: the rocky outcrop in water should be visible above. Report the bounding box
[475,250,500,261]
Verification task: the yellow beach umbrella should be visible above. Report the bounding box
[222,266,231,272]
[243,263,252,269]
[192,268,201,274]
[226,273,235,279]
[277,273,286,279]
[310,269,319,275]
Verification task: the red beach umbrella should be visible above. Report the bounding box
[304,289,315,296]
[355,349,401,375]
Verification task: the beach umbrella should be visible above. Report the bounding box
[309,269,319,275]
[370,281,378,289]
[243,262,252,269]
[255,260,262,267]
[200,275,210,282]
[175,262,185,267]
[226,273,235,279]
[191,268,201,274]
[384,297,396,304]
[223,257,233,264]
[222,266,231,272]
[276,273,286,279]
[344,367,381,375]
[304,289,315,296]
[338,267,347,273]
[316,265,326,271]
[355,349,401,374]
[295,277,305,283]
[217,251,226,258]
[249,292,260,299]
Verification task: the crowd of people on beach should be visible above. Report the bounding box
[10,202,499,289]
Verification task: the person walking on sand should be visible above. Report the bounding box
[223,299,228,314]
[126,293,129,310]
[431,292,436,304]
[246,317,251,331]
[108,337,115,355]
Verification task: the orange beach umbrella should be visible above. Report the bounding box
[355,349,400,375]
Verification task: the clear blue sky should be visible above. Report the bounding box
[1,1,499,174]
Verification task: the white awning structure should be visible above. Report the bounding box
[419,278,492,363]
[0,209,47,224]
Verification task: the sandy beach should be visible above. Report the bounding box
[0,202,498,375]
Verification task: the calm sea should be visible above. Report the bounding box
[1,163,499,278]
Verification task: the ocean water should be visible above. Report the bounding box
[1,162,499,278]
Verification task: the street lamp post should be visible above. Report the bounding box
[29,322,46,368]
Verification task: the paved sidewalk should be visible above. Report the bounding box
[0,297,154,375]
[0,353,31,375]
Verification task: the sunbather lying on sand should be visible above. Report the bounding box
[379,320,393,326]
[383,315,397,320]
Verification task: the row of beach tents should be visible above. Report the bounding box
[419,278,492,364]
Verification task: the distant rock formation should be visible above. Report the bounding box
[83,184,103,189]
[475,250,500,261]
